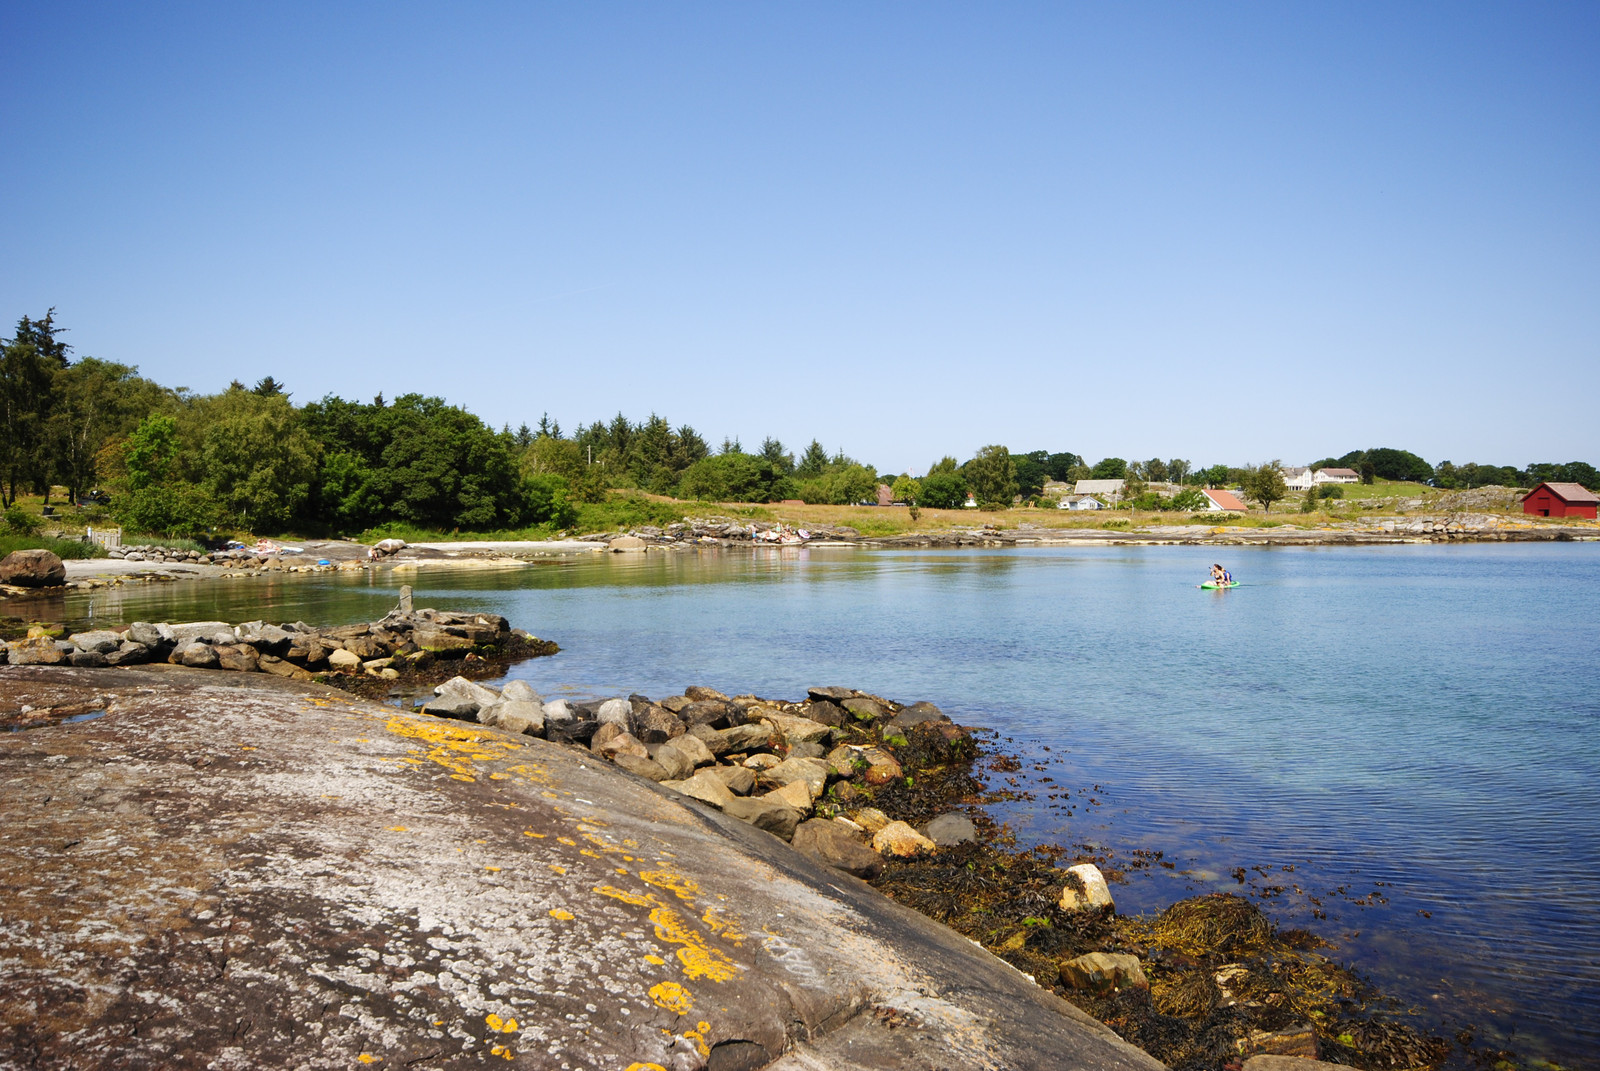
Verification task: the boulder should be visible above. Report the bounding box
[420,694,480,720]
[743,753,782,771]
[68,649,109,667]
[649,741,697,782]
[803,700,847,727]
[480,699,544,736]
[758,757,831,799]
[179,643,221,669]
[607,534,647,552]
[286,639,331,666]
[872,821,936,859]
[792,819,884,879]
[660,732,713,769]
[806,686,857,702]
[704,765,756,795]
[922,813,978,847]
[888,702,951,730]
[258,655,313,681]
[611,753,670,781]
[1059,953,1148,993]
[590,721,627,752]
[125,622,164,648]
[787,741,825,760]
[235,622,292,654]
[711,723,778,755]
[1058,863,1115,913]
[326,648,362,671]
[165,622,235,647]
[541,698,575,725]
[499,680,540,703]
[723,797,803,841]
[596,731,649,762]
[765,713,834,748]
[634,705,687,745]
[841,697,885,723]
[862,755,905,786]
[852,807,892,834]
[343,635,386,660]
[412,629,473,652]
[658,695,692,714]
[0,549,65,587]
[596,698,634,729]
[215,645,261,673]
[67,631,124,655]
[762,780,814,814]
[435,676,502,708]
[679,700,739,729]
[666,771,736,810]
[684,685,730,702]
[104,641,151,667]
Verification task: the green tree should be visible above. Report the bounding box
[1170,488,1207,511]
[47,357,169,504]
[196,390,320,531]
[889,476,921,504]
[965,445,1018,509]
[1091,457,1127,480]
[919,470,966,509]
[1167,458,1192,485]
[0,311,70,507]
[1242,461,1289,514]
[1013,450,1050,499]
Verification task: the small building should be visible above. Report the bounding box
[1074,478,1125,498]
[1202,489,1247,512]
[876,483,894,507]
[1281,466,1314,491]
[1314,468,1360,485]
[963,494,978,509]
[1056,495,1102,510]
[1521,481,1599,519]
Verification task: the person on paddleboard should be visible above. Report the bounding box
[1210,563,1232,587]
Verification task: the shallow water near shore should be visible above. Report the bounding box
[40,542,1600,1065]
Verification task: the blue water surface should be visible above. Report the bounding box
[57,542,1600,1063]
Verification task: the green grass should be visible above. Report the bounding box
[1326,479,1436,500]
[0,533,106,560]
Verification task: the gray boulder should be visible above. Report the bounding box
[215,645,260,673]
[633,704,686,744]
[4,637,65,666]
[758,757,831,799]
[104,641,151,666]
[792,819,884,879]
[126,622,164,648]
[807,686,856,702]
[164,622,236,647]
[704,765,757,795]
[711,723,778,755]
[596,698,633,729]
[723,797,803,841]
[179,643,220,669]
[888,701,951,730]
[235,622,292,654]
[420,694,481,720]
[68,631,124,655]
[611,753,671,781]
[678,699,739,729]
[541,699,575,724]
[68,649,109,668]
[499,680,540,702]
[648,741,696,781]
[434,676,502,709]
[480,699,544,736]
[666,771,736,810]
[0,549,65,587]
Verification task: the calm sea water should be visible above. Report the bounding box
[46,543,1600,1064]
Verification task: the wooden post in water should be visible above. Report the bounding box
[398,584,413,614]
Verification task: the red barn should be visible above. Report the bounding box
[1521,481,1599,519]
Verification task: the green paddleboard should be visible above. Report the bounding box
[1199,582,1237,589]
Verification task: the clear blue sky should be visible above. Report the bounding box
[3,2,1596,474]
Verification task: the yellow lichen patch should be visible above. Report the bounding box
[625,1064,667,1071]
[644,954,666,966]
[639,869,700,904]
[239,745,257,751]
[595,885,660,909]
[485,866,501,872]
[523,831,547,838]
[489,1044,514,1060]
[388,826,410,833]
[616,868,630,876]
[648,981,693,1015]
[549,908,574,921]
[489,772,509,780]
[485,1013,519,1033]
[650,907,741,983]
[580,849,601,859]
[474,839,487,844]
[357,1056,381,1065]
[701,906,747,946]
[556,836,577,847]
[548,864,567,875]
[684,1021,712,1058]
[503,762,551,786]
[384,715,522,781]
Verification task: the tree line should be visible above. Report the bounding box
[4,312,1595,537]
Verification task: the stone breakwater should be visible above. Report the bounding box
[418,678,988,875]
[0,608,557,684]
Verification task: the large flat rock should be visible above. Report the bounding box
[0,666,1162,1071]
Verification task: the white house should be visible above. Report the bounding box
[1281,466,1314,491]
[1314,467,1360,485]
[1057,495,1103,510]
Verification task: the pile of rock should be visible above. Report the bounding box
[418,678,1006,879]
[579,518,865,547]
[105,544,213,565]
[0,608,538,677]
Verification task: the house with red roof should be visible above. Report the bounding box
[1521,482,1599,519]
[1202,489,1246,512]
